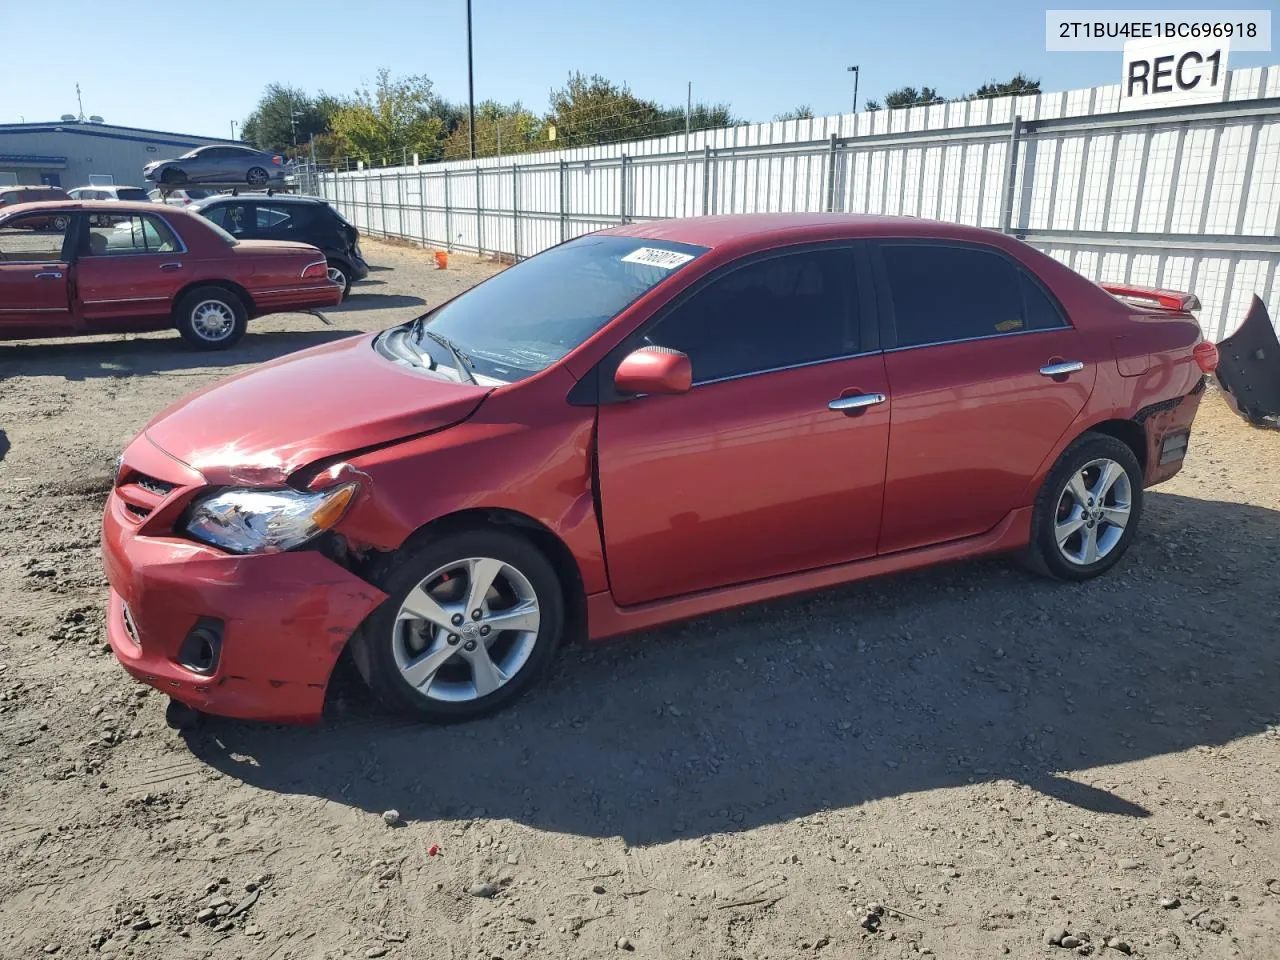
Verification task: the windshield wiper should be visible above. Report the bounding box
[418,326,478,384]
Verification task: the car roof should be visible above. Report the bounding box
[71,185,146,191]
[601,213,1007,250]
[196,193,325,206]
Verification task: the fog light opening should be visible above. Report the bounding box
[177,619,224,675]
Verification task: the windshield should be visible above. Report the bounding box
[416,234,707,382]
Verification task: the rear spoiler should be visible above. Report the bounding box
[1099,282,1201,313]
[1215,295,1280,429]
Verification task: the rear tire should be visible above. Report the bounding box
[353,528,565,723]
[326,259,352,299]
[174,286,247,350]
[246,167,269,186]
[1023,432,1144,581]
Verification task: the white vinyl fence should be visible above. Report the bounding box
[319,66,1280,340]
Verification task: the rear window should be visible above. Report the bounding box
[879,242,1066,348]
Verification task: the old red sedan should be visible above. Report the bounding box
[0,200,342,349]
[102,214,1241,727]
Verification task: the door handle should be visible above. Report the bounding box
[1039,360,1084,377]
[828,392,887,413]
[34,271,63,279]
[159,262,183,271]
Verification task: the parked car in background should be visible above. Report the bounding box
[148,187,215,208]
[0,200,342,349]
[68,185,150,202]
[68,185,152,225]
[143,145,286,187]
[0,185,71,229]
[192,194,367,298]
[98,213,1234,728]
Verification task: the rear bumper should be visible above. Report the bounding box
[1137,377,1206,487]
[249,280,344,316]
[346,253,370,282]
[102,489,386,724]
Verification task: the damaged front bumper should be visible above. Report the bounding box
[102,477,387,724]
[1216,295,1280,429]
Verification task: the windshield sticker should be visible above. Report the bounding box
[621,247,696,269]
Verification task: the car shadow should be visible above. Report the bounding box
[0,327,363,382]
[329,293,426,314]
[185,491,1279,847]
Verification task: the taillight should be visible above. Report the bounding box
[1193,341,1219,374]
[301,259,328,279]
[272,155,283,165]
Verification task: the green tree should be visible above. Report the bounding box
[882,86,944,109]
[864,99,882,112]
[443,101,545,160]
[971,73,1042,99]
[542,72,737,147]
[773,105,814,122]
[330,69,448,165]
[240,84,334,155]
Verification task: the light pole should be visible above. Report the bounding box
[466,0,476,160]
[230,120,237,140]
[848,65,860,113]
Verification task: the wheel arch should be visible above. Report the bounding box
[1081,418,1147,474]
[370,507,589,646]
[171,279,256,318]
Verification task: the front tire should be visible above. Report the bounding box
[161,168,185,185]
[354,528,565,723]
[326,260,352,299]
[174,286,247,350]
[1024,432,1144,581]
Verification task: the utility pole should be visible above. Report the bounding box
[466,0,476,160]
[848,65,860,113]
[230,120,237,140]
[75,83,85,121]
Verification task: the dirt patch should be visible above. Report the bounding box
[1,239,1278,959]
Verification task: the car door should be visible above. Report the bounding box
[595,243,890,606]
[74,212,188,329]
[871,239,1097,555]
[0,212,74,334]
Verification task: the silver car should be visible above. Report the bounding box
[143,145,287,187]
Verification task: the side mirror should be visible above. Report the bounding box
[614,346,692,396]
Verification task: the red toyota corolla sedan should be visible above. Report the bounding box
[102,214,1254,728]
[0,200,342,349]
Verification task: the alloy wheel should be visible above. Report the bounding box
[327,265,347,288]
[247,168,268,186]
[190,300,236,342]
[392,556,541,702]
[1054,457,1132,565]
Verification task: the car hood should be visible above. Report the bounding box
[144,333,490,485]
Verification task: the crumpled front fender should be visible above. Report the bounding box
[1216,295,1280,429]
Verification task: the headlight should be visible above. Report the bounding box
[183,483,357,555]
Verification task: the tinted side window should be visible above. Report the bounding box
[1020,271,1068,331]
[881,243,1026,347]
[648,249,859,384]
[256,205,297,231]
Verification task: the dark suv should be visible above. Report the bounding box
[191,194,367,298]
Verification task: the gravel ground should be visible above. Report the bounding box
[1,237,1278,960]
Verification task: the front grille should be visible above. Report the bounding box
[134,474,175,497]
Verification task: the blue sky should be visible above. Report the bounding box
[1,0,1272,136]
